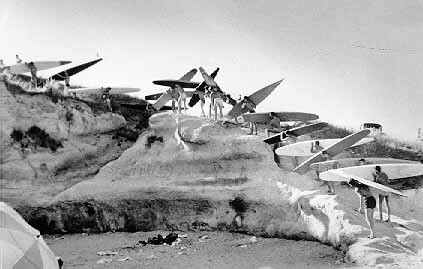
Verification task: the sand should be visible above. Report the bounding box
[46,231,347,269]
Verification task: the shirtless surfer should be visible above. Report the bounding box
[373,166,391,222]
[348,179,377,238]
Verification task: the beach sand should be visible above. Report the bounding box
[46,231,347,269]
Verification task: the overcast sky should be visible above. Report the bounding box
[1,0,423,141]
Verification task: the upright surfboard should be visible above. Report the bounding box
[189,67,220,107]
[68,87,140,95]
[227,79,284,119]
[275,137,373,157]
[264,122,328,144]
[50,58,102,80]
[293,129,371,174]
[321,170,407,197]
[311,158,418,172]
[6,61,71,74]
[243,112,319,124]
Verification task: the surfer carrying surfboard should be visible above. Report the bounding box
[177,88,187,114]
[211,90,224,120]
[26,62,38,88]
[348,179,377,238]
[265,112,282,137]
[240,96,257,135]
[373,166,391,222]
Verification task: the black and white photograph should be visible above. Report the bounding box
[1,0,423,268]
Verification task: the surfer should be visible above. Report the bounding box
[356,158,367,213]
[320,151,336,194]
[16,54,22,64]
[241,96,257,135]
[26,62,38,88]
[211,90,224,120]
[177,88,187,114]
[197,90,206,117]
[101,88,113,112]
[348,179,376,238]
[373,166,391,222]
[311,140,324,153]
[265,112,282,137]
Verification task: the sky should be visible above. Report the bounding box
[1,0,423,141]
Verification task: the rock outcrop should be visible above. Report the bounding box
[12,111,422,267]
[0,79,134,206]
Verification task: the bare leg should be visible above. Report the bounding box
[358,195,364,213]
[177,98,182,114]
[365,208,375,238]
[219,105,223,119]
[385,196,391,222]
[183,99,187,113]
[254,123,257,135]
[214,105,217,120]
[378,195,383,221]
[249,123,253,134]
[200,101,205,117]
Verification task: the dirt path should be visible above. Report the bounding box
[46,231,348,269]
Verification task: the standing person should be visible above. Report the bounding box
[197,90,206,117]
[265,112,282,137]
[373,166,391,222]
[318,151,336,194]
[177,87,187,114]
[311,140,324,153]
[241,96,257,135]
[211,90,224,120]
[348,179,376,238]
[356,158,367,213]
[26,62,37,88]
[101,87,112,112]
[0,59,5,70]
[16,54,23,63]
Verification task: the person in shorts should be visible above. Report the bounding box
[373,166,391,222]
[348,179,376,238]
[265,112,282,137]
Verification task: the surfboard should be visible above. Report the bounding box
[227,79,283,119]
[311,158,418,172]
[189,67,220,107]
[6,61,71,74]
[293,129,371,174]
[145,92,164,100]
[275,137,374,157]
[50,58,102,80]
[264,122,328,144]
[242,112,319,123]
[321,169,407,197]
[152,79,200,88]
[67,87,140,94]
[152,69,198,110]
[199,67,219,87]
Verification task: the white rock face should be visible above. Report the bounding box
[53,111,423,267]
[0,80,129,205]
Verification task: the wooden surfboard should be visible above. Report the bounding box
[152,69,198,110]
[264,122,328,144]
[311,158,418,172]
[50,58,102,80]
[275,137,374,157]
[227,79,283,119]
[68,87,140,94]
[6,61,71,74]
[152,79,200,88]
[320,168,407,197]
[189,67,219,107]
[293,129,371,174]
[242,112,319,123]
